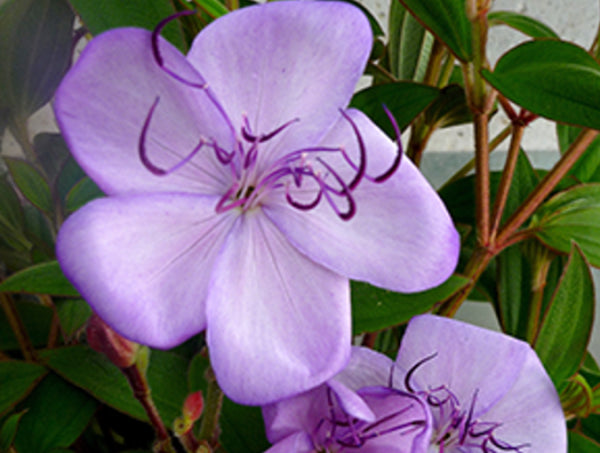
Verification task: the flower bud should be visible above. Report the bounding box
[183,391,204,423]
[86,313,139,368]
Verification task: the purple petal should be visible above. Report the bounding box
[206,212,351,405]
[264,432,313,453]
[353,387,432,453]
[186,1,372,159]
[334,346,395,391]
[395,315,530,417]
[264,109,460,292]
[480,351,566,451]
[56,194,236,348]
[54,28,234,196]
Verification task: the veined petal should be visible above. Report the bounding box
[264,109,460,293]
[480,351,566,451]
[56,194,236,348]
[187,1,372,161]
[206,211,350,405]
[54,28,234,196]
[395,315,529,417]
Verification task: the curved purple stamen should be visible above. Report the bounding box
[339,109,366,191]
[404,352,438,393]
[139,97,205,176]
[374,104,403,183]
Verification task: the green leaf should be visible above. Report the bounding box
[33,133,71,186]
[569,431,600,452]
[351,275,468,334]
[388,1,433,81]
[350,82,440,137]
[495,151,541,338]
[14,373,96,453]
[0,361,47,416]
[64,177,103,213]
[557,124,600,185]
[482,40,600,130]
[0,301,52,350]
[0,175,30,252]
[0,0,74,119]
[397,0,472,61]
[0,261,79,296]
[5,158,53,214]
[532,184,600,267]
[68,0,186,51]
[534,245,595,388]
[41,346,189,426]
[0,410,27,452]
[488,11,559,39]
[424,84,472,129]
[55,299,92,339]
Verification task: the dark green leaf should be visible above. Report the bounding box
[350,82,440,137]
[0,361,47,416]
[55,299,91,339]
[495,151,540,338]
[42,346,189,426]
[5,158,53,214]
[424,84,472,128]
[0,175,30,252]
[351,275,468,334]
[534,245,595,388]
[14,373,96,453]
[22,205,55,261]
[0,410,27,452]
[64,177,103,213]
[482,40,600,130]
[68,0,186,51]
[33,133,70,185]
[0,301,52,350]
[388,1,433,81]
[0,261,79,296]
[0,0,74,119]
[41,346,147,421]
[397,0,472,61]
[569,431,600,452]
[531,184,600,267]
[488,11,559,39]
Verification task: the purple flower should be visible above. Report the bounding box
[54,2,459,404]
[263,315,566,452]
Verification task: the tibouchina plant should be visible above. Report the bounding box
[53,1,459,405]
[263,315,566,452]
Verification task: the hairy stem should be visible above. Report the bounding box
[489,123,526,241]
[122,364,175,453]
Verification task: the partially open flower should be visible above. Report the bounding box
[263,315,566,452]
[55,2,459,404]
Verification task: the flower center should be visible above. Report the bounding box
[311,387,428,452]
[137,11,403,221]
[405,354,531,453]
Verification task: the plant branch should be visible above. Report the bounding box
[0,293,36,361]
[496,128,599,247]
[198,366,224,447]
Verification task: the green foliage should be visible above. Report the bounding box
[398,0,473,61]
[0,261,79,296]
[482,40,600,130]
[0,361,47,415]
[488,11,559,39]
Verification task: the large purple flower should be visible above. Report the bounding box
[264,315,566,452]
[54,2,459,404]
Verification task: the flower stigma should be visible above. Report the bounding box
[137,11,402,221]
